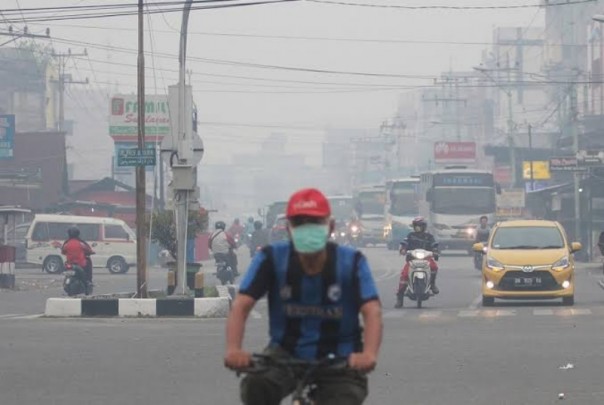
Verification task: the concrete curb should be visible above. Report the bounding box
[45,297,230,318]
[216,284,238,301]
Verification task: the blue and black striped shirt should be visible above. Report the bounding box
[239,241,379,360]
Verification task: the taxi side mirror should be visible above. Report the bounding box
[472,242,484,253]
[570,242,582,253]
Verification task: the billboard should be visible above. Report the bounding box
[0,114,15,160]
[109,95,170,142]
[522,161,551,180]
[433,141,476,163]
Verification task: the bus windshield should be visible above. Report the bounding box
[356,191,385,216]
[432,188,495,215]
[329,198,354,221]
[389,181,418,217]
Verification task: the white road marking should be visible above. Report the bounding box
[0,313,42,320]
[495,310,516,317]
[468,295,482,310]
[250,310,262,319]
[570,308,592,316]
[383,310,406,319]
[534,309,554,316]
[458,310,479,318]
[0,314,25,319]
[419,311,442,319]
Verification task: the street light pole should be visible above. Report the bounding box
[136,0,148,298]
[175,0,193,295]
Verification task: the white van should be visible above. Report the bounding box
[25,214,136,274]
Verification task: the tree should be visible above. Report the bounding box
[148,209,208,261]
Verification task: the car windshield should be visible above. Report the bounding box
[491,226,564,249]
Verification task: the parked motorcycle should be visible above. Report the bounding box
[63,262,92,296]
[404,247,438,308]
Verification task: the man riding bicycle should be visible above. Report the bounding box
[224,188,383,405]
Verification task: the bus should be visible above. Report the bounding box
[384,178,420,249]
[326,195,355,223]
[418,167,499,252]
[265,200,288,229]
[354,185,386,217]
[353,185,387,245]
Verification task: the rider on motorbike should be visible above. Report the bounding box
[228,218,245,242]
[244,217,255,235]
[395,217,439,308]
[61,226,94,285]
[210,221,239,276]
[475,215,491,243]
[249,220,269,257]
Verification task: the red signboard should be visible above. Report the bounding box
[434,141,476,163]
[493,165,512,185]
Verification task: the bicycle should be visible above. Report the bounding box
[238,353,348,405]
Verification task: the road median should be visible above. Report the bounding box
[44,296,230,318]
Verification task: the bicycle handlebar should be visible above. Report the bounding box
[237,353,348,376]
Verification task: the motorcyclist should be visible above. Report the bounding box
[472,216,490,270]
[210,221,239,276]
[475,216,491,243]
[395,217,439,308]
[61,226,94,286]
[244,217,255,235]
[249,220,269,257]
[228,218,245,244]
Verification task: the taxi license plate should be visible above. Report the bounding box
[514,277,542,286]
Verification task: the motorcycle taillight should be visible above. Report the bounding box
[65,263,73,270]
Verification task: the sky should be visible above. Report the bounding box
[6,0,544,165]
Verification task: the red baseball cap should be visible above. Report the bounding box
[286,188,331,219]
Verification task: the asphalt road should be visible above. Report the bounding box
[2,248,604,404]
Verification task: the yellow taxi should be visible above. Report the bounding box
[473,220,582,307]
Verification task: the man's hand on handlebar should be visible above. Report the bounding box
[224,348,252,371]
[348,351,377,373]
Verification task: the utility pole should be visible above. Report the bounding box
[571,83,581,244]
[473,63,518,188]
[0,26,50,47]
[505,55,517,189]
[430,75,468,141]
[135,0,148,298]
[528,124,534,192]
[52,48,88,196]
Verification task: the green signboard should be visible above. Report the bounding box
[117,148,156,167]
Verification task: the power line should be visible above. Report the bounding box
[307,0,597,10]
[1,0,300,24]
[24,21,601,49]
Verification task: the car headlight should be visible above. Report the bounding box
[465,227,475,236]
[486,257,504,271]
[552,256,569,271]
[340,231,346,237]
